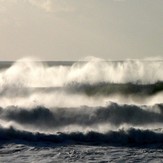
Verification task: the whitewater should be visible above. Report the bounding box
[0,57,163,162]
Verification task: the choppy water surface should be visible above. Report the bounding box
[1,144,163,163]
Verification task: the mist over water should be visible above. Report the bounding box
[0,57,163,147]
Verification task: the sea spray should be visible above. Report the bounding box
[0,57,163,146]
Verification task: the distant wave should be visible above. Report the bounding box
[1,58,163,89]
[1,82,163,98]
[67,82,163,96]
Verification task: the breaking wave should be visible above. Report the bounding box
[1,103,163,130]
[0,57,163,146]
[1,127,163,146]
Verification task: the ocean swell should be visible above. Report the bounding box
[0,58,163,146]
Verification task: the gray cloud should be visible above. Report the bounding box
[28,0,75,13]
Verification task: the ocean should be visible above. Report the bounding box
[0,58,163,162]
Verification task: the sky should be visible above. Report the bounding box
[0,0,162,61]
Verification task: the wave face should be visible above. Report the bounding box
[0,57,163,146]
